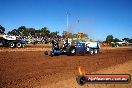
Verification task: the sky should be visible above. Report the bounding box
[0,0,132,41]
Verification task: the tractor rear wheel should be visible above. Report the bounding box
[90,49,94,55]
[44,51,48,55]
[67,46,76,56]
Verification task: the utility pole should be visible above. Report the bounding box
[66,12,69,38]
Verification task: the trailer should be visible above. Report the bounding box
[0,35,27,48]
[44,38,100,56]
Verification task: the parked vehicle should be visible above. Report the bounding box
[0,34,27,48]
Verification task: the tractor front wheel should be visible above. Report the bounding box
[94,49,98,54]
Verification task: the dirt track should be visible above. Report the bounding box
[0,46,132,88]
[43,60,132,88]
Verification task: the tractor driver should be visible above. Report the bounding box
[51,39,59,50]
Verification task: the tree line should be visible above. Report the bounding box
[0,25,131,43]
[105,35,131,44]
[0,25,59,38]
[0,25,88,39]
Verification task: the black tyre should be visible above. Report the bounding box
[9,42,15,48]
[93,49,98,54]
[16,42,22,48]
[22,44,25,48]
[67,46,76,56]
[44,51,48,55]
[90,49,94,55]
[50,53,53,57]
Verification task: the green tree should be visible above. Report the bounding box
[129,39,132,43]
[122,38,129,42]
[106,35,114,44]
[62,31,73,38]
[28,28,36,36]
[62,31,68,37]
[35,30,41,36]
[17,26,27,36]
[0,25,5,34]
[40,27,50,36]
[83,34,88,38]
[22,29,28,36]
[50,31,59,37]
[7,29,18,35]
[113,38,121,42]
[62,31,67,35]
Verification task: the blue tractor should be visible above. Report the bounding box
[44,38,100,57]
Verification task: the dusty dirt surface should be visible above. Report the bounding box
[0,44,51,52]
[43,60,132,88]
[0,46,132,88]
